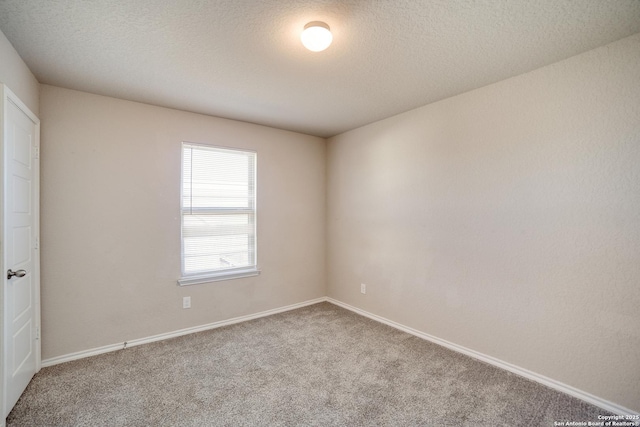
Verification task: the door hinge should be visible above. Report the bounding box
[35,236,39,250]
[34,146,39,159]
[35,327,40,340]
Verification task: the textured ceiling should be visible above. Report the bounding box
[1,1,639,138]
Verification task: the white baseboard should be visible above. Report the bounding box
[41,297,327,368]
[41,295,636,416]
[326,297,638,417]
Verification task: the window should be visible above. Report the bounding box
[178,143,258,285]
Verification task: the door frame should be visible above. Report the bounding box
[0,83,41,419]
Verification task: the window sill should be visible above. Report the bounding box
[177,268,261,286]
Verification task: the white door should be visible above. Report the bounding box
[1,84,40,418]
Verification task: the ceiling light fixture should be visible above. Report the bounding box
[301,21,333,52]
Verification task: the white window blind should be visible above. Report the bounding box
[180,143,257,284]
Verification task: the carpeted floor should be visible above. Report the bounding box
[8,302,610,426]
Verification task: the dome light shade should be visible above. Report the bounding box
[301,21,333,52]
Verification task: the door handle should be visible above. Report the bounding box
[7,269,27,280]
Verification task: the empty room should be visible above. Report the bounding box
[0,0,639,425]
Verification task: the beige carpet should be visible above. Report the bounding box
[8,302,610,426]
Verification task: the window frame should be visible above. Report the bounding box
[178,142,259,286]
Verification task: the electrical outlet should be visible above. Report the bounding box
[183,296,191,309]
[361,283,366,294]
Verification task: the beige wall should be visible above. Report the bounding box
[327,33,640,411]
[40,85,326,359]
[0,28,39,116]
